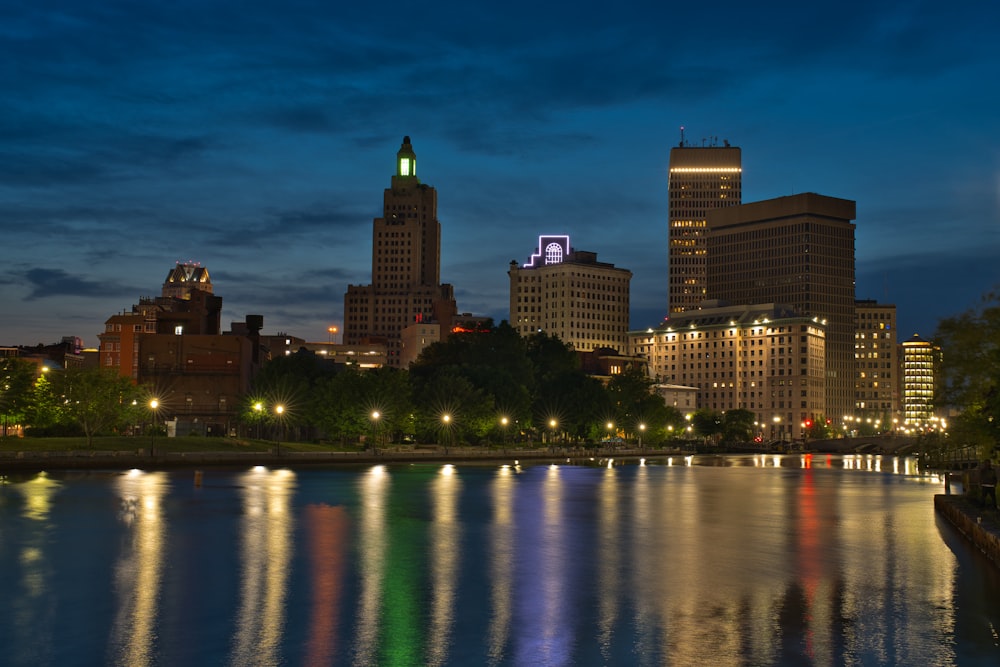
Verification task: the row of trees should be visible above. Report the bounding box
[0,361,149,446]
[244,324,758,447]
[2,324,764,449]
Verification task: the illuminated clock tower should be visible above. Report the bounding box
[343,136,457,366]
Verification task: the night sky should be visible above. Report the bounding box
[2,1,998,348]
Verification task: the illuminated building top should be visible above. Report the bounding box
[524,235,571,268]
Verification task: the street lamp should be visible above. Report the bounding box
[328,325,338,344]
[275,404,285,454]
[149,399,159,456]
[253,401,263,440]
[772,415,781,441]
[500,416,509,446]
[548,418,558,448]
[441,413,452,452]
[638,422,646,451]
[371,410,381,453]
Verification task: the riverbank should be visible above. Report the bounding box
[935,494,1000,570]
[0,445,676,473]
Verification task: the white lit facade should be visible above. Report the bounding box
[509,236,631,351]
[629,302,826,441]
[901,334,938,426]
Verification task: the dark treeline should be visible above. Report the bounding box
[243,322,756,447]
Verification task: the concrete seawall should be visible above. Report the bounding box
[935,494,1000,569]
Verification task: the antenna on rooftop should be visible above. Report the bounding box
[679,126,685,147]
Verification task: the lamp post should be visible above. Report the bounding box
[772,415,781,441]
[606,421,614,447]
[253,402,263,440]
[500,416,509,448]
[328,325,338,345]
[441,413,451,453]
[548,418,558,450]
[638,422,646,452]
[274,404,285,454]
[371,410,381,454]
[149,399,159,457]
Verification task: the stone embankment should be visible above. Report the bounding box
[0,446,658,473]
[935,493,1000,569]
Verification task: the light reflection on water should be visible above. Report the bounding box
[353,464,388,666]
[228,467,295,667]
[487,465,515,665]
[109,470,169,667]
[0,455,998,666]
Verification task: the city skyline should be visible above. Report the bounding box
[2,1,999,347]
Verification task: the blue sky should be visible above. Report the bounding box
[2,0,998,347]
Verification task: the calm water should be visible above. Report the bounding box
[1,454,998,666]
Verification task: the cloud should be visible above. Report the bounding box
[20,268,135,300]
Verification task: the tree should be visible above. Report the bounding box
[935,288,1000,455]
[249,349,339,439]
[691,409,725,445]
[0,358,36,436]
[720,409,756,444]
[54,368,141,447]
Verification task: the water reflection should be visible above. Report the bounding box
[229,467,295,667]
[109,470,169,667]
[1,455,996,666]
[427,464,461,666]
[487,466,515,665]
[10,472,61,665]
[516,465,571,665]
[596,465,620,662]
[303,503,349,665]
[353,465,388,666]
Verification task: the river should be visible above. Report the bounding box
[1,454,998,666]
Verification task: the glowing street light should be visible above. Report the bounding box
[441,413,452,451]
[500,416,509,446]
[371,410,381,452]
[149,398,159,456]
[274,404,285,453]
[638,422,646,450]
[328,325,338,344]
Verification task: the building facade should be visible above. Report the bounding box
[99,262,221,380]
[854,300,898,425]
[344,137,457,367]
[705,193,856,423]
[629,301,826,441]
[668,138,742,315]
[509,235,631,352]
[901,333,939,427]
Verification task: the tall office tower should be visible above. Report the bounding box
[509,235,631,352]
[901,334,938,427]
[667,136,741,315]
[854,300,898,424]
[344,137,457,366]
[706,193,857,422]
[628,301,827,441]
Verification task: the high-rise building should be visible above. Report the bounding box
[667,137,741,315]
[344,137,457,367]
[705,193,857,422]
[853,300,898,424]
[629,301,826,441]
[509,235,631,351]
[901,333,938,427]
